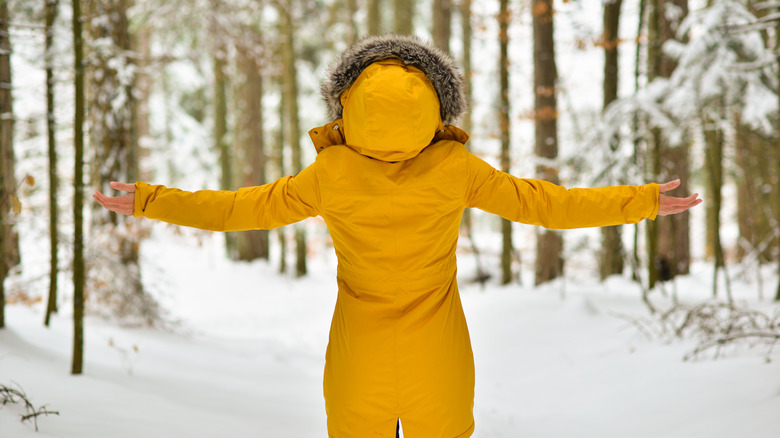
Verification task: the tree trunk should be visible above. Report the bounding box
[460,0,473,234]
[532,0,563,285]
[645,0,690,288]
[0,1,15,329]
[599,0,625,281]
[433,0,451,53]
[498,0,513,284]
[86,0,145,314]
[234,36,269,262]
[368,0,383,35]
[775,18,780,302]
[394,0,414,35]
[44,0,60,327]
[279,3,307,277]
[703,107,727,300]
[72,0,86,374]
[345,0,359,44]
[600,0,624,274]
[276,75,287,274]
[211,1,234,258]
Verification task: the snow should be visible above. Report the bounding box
[2,228,779,437]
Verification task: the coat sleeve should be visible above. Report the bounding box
[465,152,659,229]
[132,163,320,231]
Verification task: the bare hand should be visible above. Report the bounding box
[657,179,701,216]
[93,181,135,216]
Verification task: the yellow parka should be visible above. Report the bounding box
[133,56,658,438]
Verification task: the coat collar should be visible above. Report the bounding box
[308,120,469,156]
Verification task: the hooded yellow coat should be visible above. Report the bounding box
[133,61,659,437]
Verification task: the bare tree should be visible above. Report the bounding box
[0,0,15,329]
[72,0,86,374]
[279,1,307,277]
[433,0,451,52]
[44,0,60,327]
[532,0,563,285]
[498,0,513,284]
[599,0,625,280]
[394,0,414,35]
[368,0,383,35]
[234,28,269,261]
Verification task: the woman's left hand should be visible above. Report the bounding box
[93,181,135,216]
[657,179,702,216]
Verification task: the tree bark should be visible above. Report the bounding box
[86,0,144,311]
[646,0,690,289]
[460,0,472,234]
[368,0,383,35]
[499,0,513,285]
[394,0,414,35]
[279,3,307,277]
[0,1,15,329]
[599,0,625,280]
[72,0,86,374]
[433,0,451,53]
[532,0,563,285]
[775,18,780,302]
[44,0,60,327]
[234,36,269,262]
[210,0,235,257]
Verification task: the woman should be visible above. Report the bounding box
[94,35,701,438]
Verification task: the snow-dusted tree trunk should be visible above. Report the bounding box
[533,0,563,285]
[0,0,16,329]
[44,0,60,327]
[279,2,307,277]
[433,0,451,53]
[645,0,690,289]
[599,0,625,280]
[234,32,269,262]
[499,0,513,285]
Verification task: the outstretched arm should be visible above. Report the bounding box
[93,165,320,231]
[465,153,701,229]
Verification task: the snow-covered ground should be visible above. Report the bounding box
[2,227,779,438]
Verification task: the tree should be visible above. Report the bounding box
[44,0,60,327]
[433,0,451,52]
[279,1,307,277]
[646,0,691,289]
[72,0,86,374]
[532,0,563,285]
[394,0,414,35]
[86,0,150,322]
[599,0,625,280]
[498,0,513,285]
[368,0,383,35]
[210,0,235,257]
[0,0,16,329]
[234,28,269,261]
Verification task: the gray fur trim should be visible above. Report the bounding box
[321,34,467,126]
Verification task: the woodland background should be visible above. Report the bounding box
[0,0,778,387]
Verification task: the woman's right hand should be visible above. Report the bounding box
[93,181,135,216]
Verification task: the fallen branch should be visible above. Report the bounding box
[0,383,59,431]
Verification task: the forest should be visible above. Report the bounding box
[0,0,779,436]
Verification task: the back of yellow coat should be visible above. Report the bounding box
[133,43,659,438]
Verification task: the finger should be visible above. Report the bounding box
[658,179,681,193]
[110,181,135,193]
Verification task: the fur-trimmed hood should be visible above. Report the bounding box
[321,35,467,126]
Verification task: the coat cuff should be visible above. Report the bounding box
[646,183,660,221]
[133,181,149,218]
